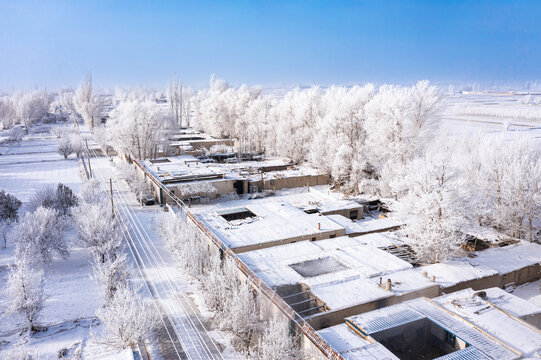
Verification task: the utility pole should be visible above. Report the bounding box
[110,178,115,219]
[85,139,92,179]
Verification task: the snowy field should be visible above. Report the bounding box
[0,124,81,206]
[0,124,116,359]
[438,92,541,141]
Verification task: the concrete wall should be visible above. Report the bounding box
[232,227,347,254]
[320,207,363,220]
[500,263,541,287]
[306,284,440,330]
[440,274,502,295]
[189,139,235,149]
[441,263,541,295]
[250,174,330,192]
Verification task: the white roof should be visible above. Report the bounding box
[417,242,541,289]
[317,324,399,360]
[415,262,498,289]
[435,289,541,357]
[198,201,344,249]
[238,235,412,288]
[469,242,541,274]
[437,287,541,319]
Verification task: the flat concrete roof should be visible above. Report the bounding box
[413,242,541,289]
[327,214,403,235]
[238,234,437,310]
[197,201,345,251]
[142,155,316,184]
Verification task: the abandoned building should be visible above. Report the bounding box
[134,155,330,205]
[238,233,440,329]
[121,142,541,359]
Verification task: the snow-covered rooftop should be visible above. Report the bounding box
[238,234,439,309]
[416,242,541,289]
[197,201,345,250]
[142,155,322,185]
[436,287,541,322]
[239,235,411,287]
[317,324,399,360]
[434,289,541,357]
[327,214,402,235]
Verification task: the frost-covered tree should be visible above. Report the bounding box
[91,252,130,302]
[256,316,300,360]
[114,162,151,202]
[462,135,541,242]
[0,96,16,130]
[182,86,193,127]
[57,137,74,159]
[309,85,374,193]
[73,202,122,262]
[0,190,22,248]
[95,285,158,350]
[365,81,441,196]
[107,100,170,160]
[74,74,102,130]
[167,76,183,127]
[395,146,462,263]
[4,251,45,333]
[58,90,76,119]
[28,184,78,216]
[221,280,260,351]
[12,207,68,267]
[80,178,108,204]
[192,75,261,141]
[92,125,112,155]
[271,86,321,163]
[156,213,265,352]
[68,131,83,158]
[243,96,271,154]
[50,125,67,138]
[5,126,25,143]
[12,90,52,133]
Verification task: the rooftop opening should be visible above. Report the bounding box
[371,318,468,360]
[150,158,171,164]
[304,208,319,214]
[218,207,256,222]
[380,244,419,266]
[289,257,348,278]
[182,136,205,140]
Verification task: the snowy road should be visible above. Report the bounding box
[84,141,224,360]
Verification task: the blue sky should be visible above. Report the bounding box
[1,0,540,91]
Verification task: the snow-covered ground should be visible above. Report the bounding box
[0,123,120,359]
[0,124,81,206]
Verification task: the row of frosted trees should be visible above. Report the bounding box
[190,76,441,195]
